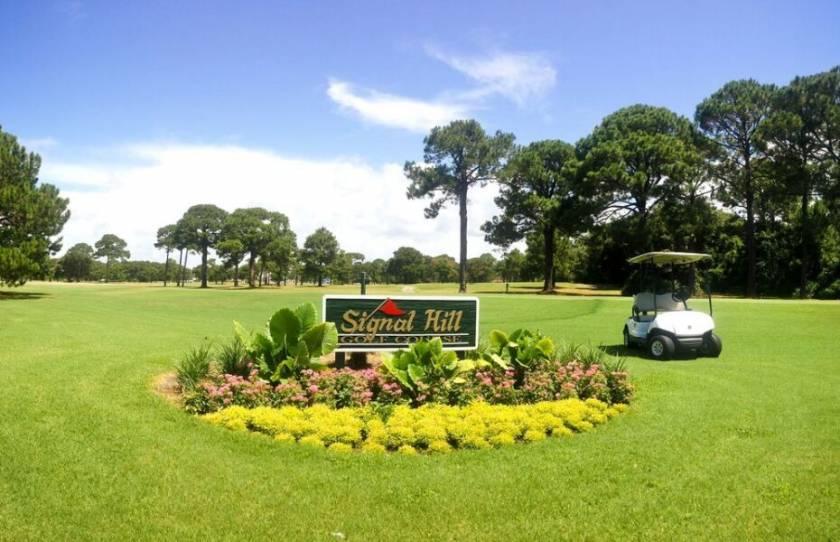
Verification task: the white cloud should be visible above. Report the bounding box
[20,137,59,152]
[326,48,556,131]
[327,80,467,133]
[428,48,557,107]
[42,142,505,262]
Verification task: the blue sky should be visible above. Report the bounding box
[2,0,838,261]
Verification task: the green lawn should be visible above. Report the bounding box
[1,282,838,541]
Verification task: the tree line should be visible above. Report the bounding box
[407,67,839,298]
[2,66,838,297]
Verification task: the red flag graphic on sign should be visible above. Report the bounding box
[377,298,406,316]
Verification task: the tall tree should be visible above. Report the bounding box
[222,207,285,287]
[179,204,228,288]
[262,212,294,287]
[154,224,177,287]
[0,126,70,286]
[387,246,428,284]
[760,67,840,297]
[466,253,497,283]
[263,225,297,286]
[483,140,592,292]
[60,243,95,282]
[94,234,130,282]
[496,249,525,283]
[216,238,246,287]
[301,227,339,286]
[696,79,776,297]
[173,219,193,287]
[429,254,459,283]
[405,119,514,292]
[577,105,703,249]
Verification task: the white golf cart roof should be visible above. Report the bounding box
[628,251,711,266]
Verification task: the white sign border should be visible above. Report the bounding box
[322,295,480,352]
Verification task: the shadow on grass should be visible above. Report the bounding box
[0,291,49,301]
[600,344,707,362]
[471,288,621,296]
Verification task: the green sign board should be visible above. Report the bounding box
[323,295,479,352]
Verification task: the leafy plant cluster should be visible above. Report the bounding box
[177,303,633,415]
[203,398,628,454]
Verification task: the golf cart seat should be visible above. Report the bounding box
[633,291,686,314]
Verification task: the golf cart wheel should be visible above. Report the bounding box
[623,326,632,348]
[648,335,675,361]
[704,333,722,357]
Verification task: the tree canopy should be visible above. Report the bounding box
[483,139,592,292]
[0,126,70,286]
[578,104,703,240]
[94,234,130,282]
[696,79,776,297]
[405,119,514,292]
[179,204,228,288]
[301,227,339,286]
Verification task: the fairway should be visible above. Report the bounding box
[1,283,839,541]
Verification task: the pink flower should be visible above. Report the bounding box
[308,384,319,394]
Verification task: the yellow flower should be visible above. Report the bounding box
[360,442,387,454]
[327,442,354,453]
[201,397,628,455]
[523,430,547,442]
[299,435,324,448]
[462,435,491,450]
[488,433,516,447]
[427,440,452,454]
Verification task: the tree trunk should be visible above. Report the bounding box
[105,259,110,283]
[248,255,256,288]
[200,245,208,288]
[318,272,323,287]
[458,185,468,293]
[163,248,171,287]
[745,192,757,298]
[637,197,649,251]
[799,186,810,299]
[744,155,757,298]
[542,225,556,292]
[182,251,189,287]
[176,249,183,286]
[233,264,239,287]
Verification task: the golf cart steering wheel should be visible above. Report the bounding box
[672,290,688,303]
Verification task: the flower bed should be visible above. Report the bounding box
[175,302,634,454]
[204,398,628,454]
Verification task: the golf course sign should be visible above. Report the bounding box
[323,295,479,351]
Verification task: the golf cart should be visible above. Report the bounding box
[623,251,722,360]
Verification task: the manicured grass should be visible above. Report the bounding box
[1,282,838,541]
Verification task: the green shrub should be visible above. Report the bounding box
[218,336,249,377]
[485,328,555,382]
[380,338,475,402]
[233,302,338,382]
[175,343,213,391]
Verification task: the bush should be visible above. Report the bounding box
[203,398,625,454]
[178,323,633,414]
[233,302,338,382]
[218,337,249,377]
[175,343,213,392]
